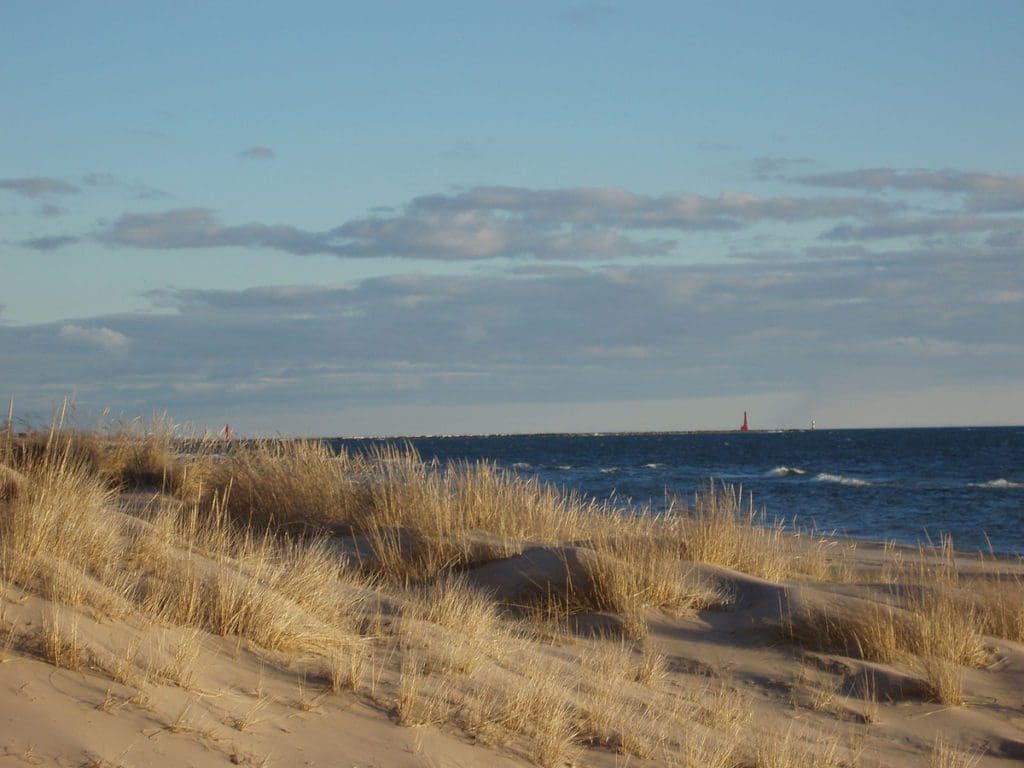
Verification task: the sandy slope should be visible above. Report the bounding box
[0,586,529,768]
[2,486,1024,767]
[643,556,1024,767]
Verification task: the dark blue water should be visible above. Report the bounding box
[328,427,1024,555]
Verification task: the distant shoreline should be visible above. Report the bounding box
[318,424,1020,441]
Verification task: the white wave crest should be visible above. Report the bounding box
[557,465,573,471]
[969,478,1023,489]
[767,466,806,477]
[600,467,620,474]
[814,472,871,487]
[644,463,663,469]
[511,462,532,469]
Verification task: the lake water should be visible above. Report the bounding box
[329,427,1024,555]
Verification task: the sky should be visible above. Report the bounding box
[1,1,1022,435]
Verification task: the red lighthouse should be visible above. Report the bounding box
[740,411,749,432]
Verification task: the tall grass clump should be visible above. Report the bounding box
[1,418,370,660]
[404,573,506,674]
[203,439,374,532]
[675,481,830,581]
[783,537,987,704]
[358,448,601,563]
[3,405,195,497]
[786,595,985,675]
[588,521,725,639]
[756,726,843,768]
[930,737,981,768]
[972,546,1024,642]
[92,415,182,490]
[132,498,366,653]
[203,441,608,584]
[0,463,26,502]
[904,538,987,668]
[0,435,120,588]
[976,580,1024,642]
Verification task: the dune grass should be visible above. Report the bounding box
[782,537,993,705]
[672,480,833,582]
[930,737,982,768]
[2,416,1020,766]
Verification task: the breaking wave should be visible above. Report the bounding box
[814,472,871,487]
[969,478,1022,489]
[767,466,806,477]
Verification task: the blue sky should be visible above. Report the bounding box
[2,2,1022,434]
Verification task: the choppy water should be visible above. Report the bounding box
[328,427,1024,555]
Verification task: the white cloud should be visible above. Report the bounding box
[39,182,897,261]
[3,161,1022,432]
[0,231,1013,432]
[59,324,130,352]
[796,168,1024,212]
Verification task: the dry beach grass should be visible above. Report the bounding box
[1,415,1023,767]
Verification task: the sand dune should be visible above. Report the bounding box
[2,429,1023,767]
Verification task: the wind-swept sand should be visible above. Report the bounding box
[2,429,1023,767]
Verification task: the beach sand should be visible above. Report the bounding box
[2,437,1023,767]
